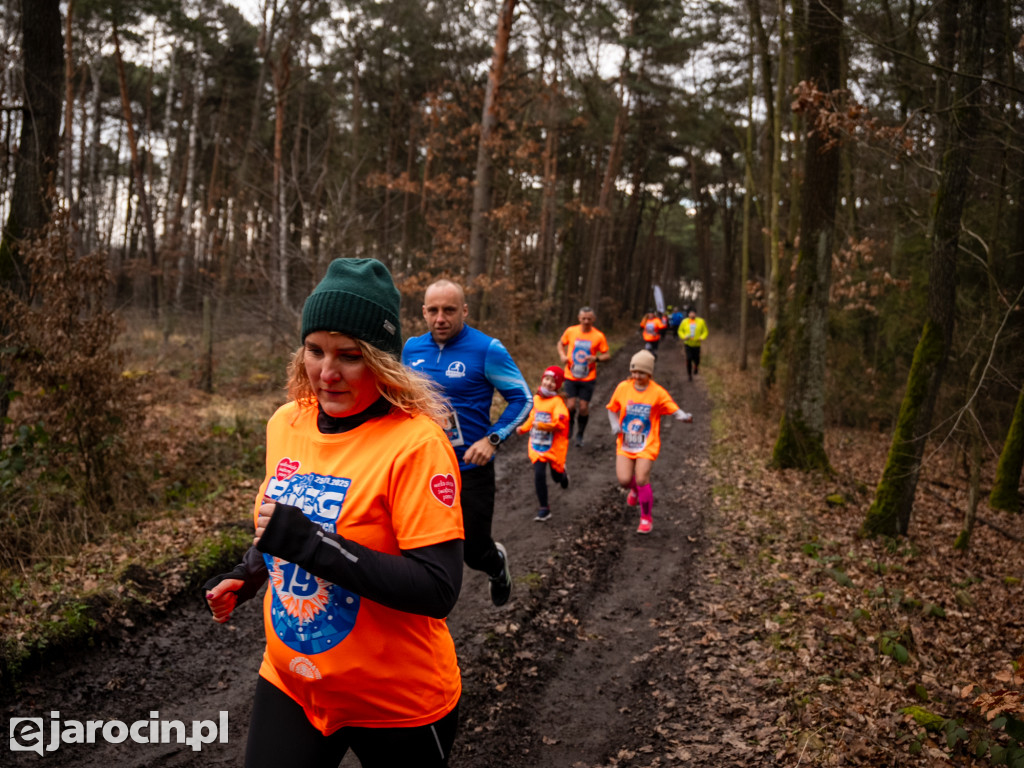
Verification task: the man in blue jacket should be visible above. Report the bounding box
[403,279,532,606]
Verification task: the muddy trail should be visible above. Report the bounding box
[4,342,724,768]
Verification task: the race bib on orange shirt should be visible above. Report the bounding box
[621,402,653,453]
[529,412,555,452]
[570,340,592,379]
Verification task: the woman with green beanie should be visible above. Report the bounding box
[204,258,464,767]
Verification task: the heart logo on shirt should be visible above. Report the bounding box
[430,473,457,507]
[276,458,300,480]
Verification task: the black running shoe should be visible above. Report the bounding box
[489,543,512,606]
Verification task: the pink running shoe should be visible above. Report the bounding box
[626,489,638,507]
[636,516,653,534]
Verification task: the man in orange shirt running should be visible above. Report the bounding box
[557,306,611,448]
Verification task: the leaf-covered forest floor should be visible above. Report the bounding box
[701,340,1024,766]
[1,330,1022,766]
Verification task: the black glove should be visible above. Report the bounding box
[201,545,268,613]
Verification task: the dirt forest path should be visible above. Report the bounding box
[4,340,720,768]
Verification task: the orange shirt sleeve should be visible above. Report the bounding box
[388,426,464,550]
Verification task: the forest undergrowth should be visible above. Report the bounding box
[701,339,1024,766]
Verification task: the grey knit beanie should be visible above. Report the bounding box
[301,258,402,357]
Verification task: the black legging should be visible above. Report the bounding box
[245,676,460,768]
[533,460,566,508]
[459,462,504,577]
[684,345,701,377]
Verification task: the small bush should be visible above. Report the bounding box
[0,217,147,567]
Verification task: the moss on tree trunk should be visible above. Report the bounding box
[770,0,841,472]
[989,385,1024,512]
[861,320,947,537]
[760,325,780,392]
[772,412,831,471]
[862,0,986,538]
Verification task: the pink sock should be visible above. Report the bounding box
[637,483,653,518]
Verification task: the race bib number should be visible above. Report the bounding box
[621,402,652,453]
[443,410,465,447]
[530,412,554,452]
[571,339,592,379]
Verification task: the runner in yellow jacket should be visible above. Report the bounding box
[677,306,708,381]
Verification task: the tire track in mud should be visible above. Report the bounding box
[448,341,710,768]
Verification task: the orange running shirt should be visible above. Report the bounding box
[559,325,609,382]
[606,379,680,460]
[516,393,570,473]
[641,316,667,342]
[255,402,463,734]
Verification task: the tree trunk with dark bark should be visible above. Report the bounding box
[989,384,1024,513]
[468,0,516,287]
[112,22,160,317]
[771,0,844,471]
[0,0,64,444]
[862,0,986,537]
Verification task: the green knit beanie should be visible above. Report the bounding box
[301,258,402,357]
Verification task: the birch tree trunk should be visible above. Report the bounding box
[272,19,293,310]
[62,0,75,223]
[540,68,561,303]
[85,54,102,252]
[739,20,756,371]
[161,48,177,234]
[862,0,987,537]
[178,37,203,308]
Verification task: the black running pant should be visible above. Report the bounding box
[533,460,565,508]
[245,676,459,768]
[460,462,503,577]
[685,345,701,376]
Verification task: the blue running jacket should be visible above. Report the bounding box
[403,325,532,471]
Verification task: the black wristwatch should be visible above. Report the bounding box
[487,433,502,448]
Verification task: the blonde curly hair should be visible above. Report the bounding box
[287,335,451,424]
